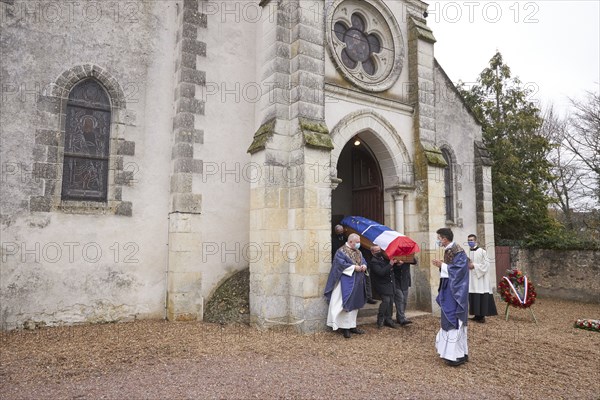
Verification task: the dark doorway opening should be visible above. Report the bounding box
[332,137,384,226]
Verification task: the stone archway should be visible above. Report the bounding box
[330,109,413,231]
[330,109,412,189]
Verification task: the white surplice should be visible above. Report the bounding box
[326,265,358,330]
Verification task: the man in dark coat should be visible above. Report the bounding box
[393,259,413,326]
[331,224,346,259]
[368,245,398,329]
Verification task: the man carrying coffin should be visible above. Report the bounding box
[432,228,470,366]
[324,233,367,339]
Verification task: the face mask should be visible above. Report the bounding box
[354,243,361,250]
[436,239,443,247]
[468,241,476,248]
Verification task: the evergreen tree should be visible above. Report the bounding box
[458,52,556,242]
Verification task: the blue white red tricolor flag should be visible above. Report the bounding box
[340,216,420,258]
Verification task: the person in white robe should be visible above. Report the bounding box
[432,228,470,366]
[467,234,498,323]
[324,233,367,339]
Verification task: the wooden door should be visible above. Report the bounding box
[351,143,383,223]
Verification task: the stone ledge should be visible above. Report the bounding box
[248,119,276,154]
[421,143,447,168]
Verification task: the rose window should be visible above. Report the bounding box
[326,0,404,92]
[334,14,381,76]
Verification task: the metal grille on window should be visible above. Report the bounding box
[61,79,111,201]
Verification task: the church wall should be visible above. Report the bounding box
[188,2,257,301]
[433,63,495,255]
[0,1,178,329]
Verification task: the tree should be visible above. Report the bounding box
[566,91,600,209]
[539,106,584,230]
[458,52,556,242]
[544,91,600,238]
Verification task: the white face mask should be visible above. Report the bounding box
[436,239,443,247]
[354,242,361,250]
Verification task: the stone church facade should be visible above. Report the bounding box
[0,0,494,331]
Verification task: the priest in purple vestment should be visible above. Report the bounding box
[324,233,367,339]
[432,228,470,366]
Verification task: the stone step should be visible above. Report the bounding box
[357,302,430,326]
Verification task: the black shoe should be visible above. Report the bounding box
[349,328,365,334]
[445,358,466,367]
[367,299,378,304]
[384,320,398,329]
[377,319,384,329]
[458,355,469,363]
[342,329,351,339]
[400,319,413,326]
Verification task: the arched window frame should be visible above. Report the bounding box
[441,147,456,223]
[30,64,135,216]
[61,79,112,202]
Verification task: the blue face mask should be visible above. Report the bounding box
[468,241,476,248]
[354,242,361,250]
[436,239,443,247]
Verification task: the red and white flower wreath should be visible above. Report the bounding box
[498,269,537,309]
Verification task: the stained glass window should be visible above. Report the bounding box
[61,80,111,201]
[334,13,381,76]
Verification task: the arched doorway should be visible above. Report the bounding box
[332,136,384,226]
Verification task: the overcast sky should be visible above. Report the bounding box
[425,0,600,116]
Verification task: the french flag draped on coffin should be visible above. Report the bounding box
[340,216,420,259]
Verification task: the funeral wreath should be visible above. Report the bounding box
[574,319,600,333]
[498,269,536,308]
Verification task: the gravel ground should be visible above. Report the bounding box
[1,297,599,399]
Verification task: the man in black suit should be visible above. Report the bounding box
[393,259,414,326]
[331,225,346,259]
[368,245,398,328]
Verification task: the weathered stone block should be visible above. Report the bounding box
[45,146,62,163]
[115,201,133,216]
[113,186,122,201]
[35,129,59,147]
[172,143,194,159]
[37,96,61,114]
[179,67,206,86]
[168,271,202,293]
[30,196,52,212]
[183,8,207,27]
[182,22,198,39]
[43,180,59,196]
[115,170,134,185]
[171,173,193,193]
[171,193,202,213]
[180,51,197,69]
[175,82,196,99]
[183,0,199,12]
[177,97,205,115]
[173,112,195,130]
[33,162,60,180]
[174,158,203,174]
[174,128,204,144]
[182,38,206,57]
[117,140,135,156]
